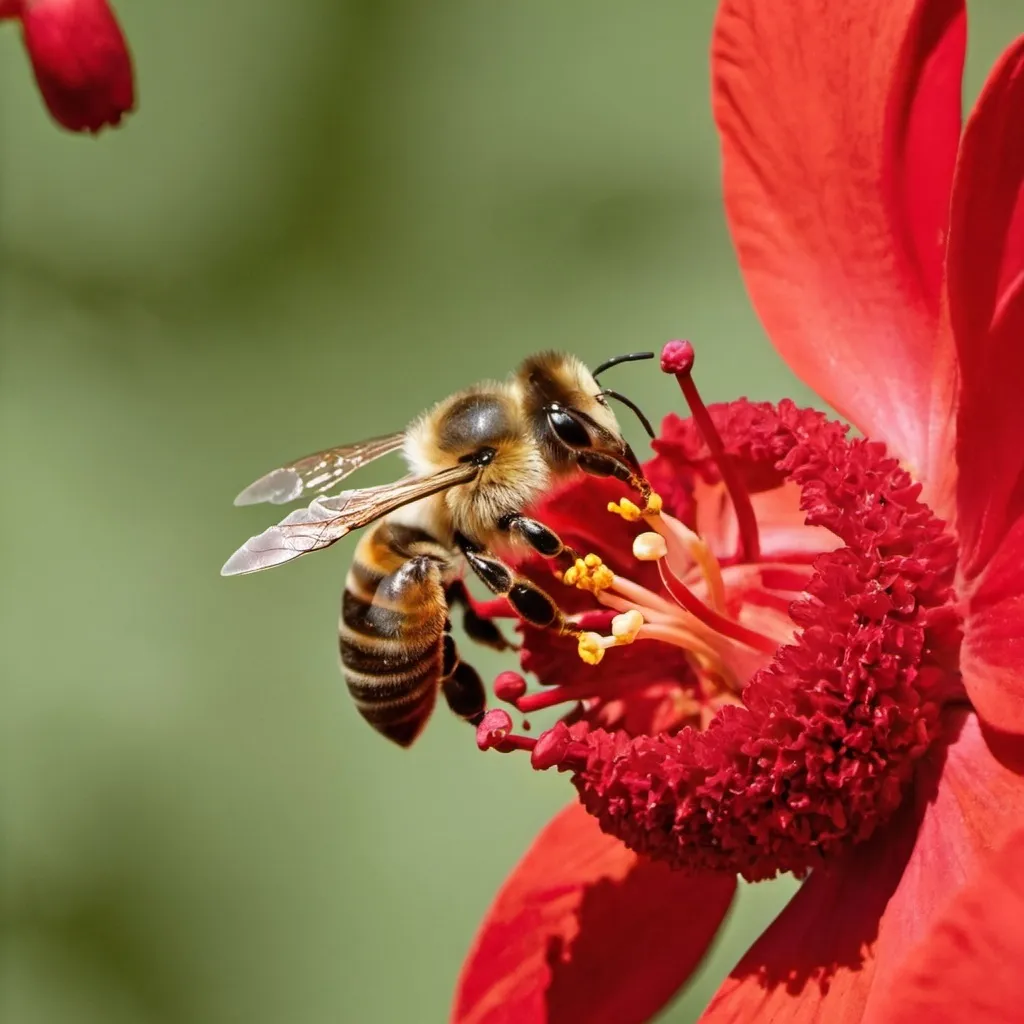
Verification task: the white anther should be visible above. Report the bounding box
[611,609,644,642]
[633,532,668,562]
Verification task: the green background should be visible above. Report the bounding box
[2,3,1019,1021]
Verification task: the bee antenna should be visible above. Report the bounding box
[591,351,655,379]
[600,388,656,439]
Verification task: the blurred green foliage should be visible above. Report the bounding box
[2,2,1020,1022]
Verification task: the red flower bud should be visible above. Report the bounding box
[16,0,135,133]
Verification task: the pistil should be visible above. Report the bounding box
[661,339,761,563]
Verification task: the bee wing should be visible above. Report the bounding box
[233,432,406,507]
[220,463,477,576]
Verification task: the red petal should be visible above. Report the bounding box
[949,36,1024,579]
[960,514,1024,734]
[865,825,1024,1022]
[453,802,736,1024]
[20,0,135,133]
[702,711,1024,1022]
[712,0,964,509]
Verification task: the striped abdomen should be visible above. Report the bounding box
[339,521,452,747]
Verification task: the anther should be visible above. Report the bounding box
[661,340,761,563]
[633,531,668,561]
[476,707,537,754]
[494,671,528,705]
[563,553,614,594]
[476,708,513,749]
[577,632,606,665]
[611,609,644,642]
[608,497,643,522]
[608,492,663,523]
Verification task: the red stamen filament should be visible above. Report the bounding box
[657,560,778,654]
[662,340,761,563]
[493,735,537,753]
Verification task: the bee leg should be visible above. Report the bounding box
[457,535,579,637]
[444,579,515,651]
[499,512,580,570]
[440,630,487,724]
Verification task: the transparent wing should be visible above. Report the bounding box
[221,463,477,576]
[233,432,406,507]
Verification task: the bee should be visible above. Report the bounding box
[221,351,656,747]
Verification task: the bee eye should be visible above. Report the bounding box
[546,405,592,449]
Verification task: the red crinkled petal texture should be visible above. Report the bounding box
[702,711,1024,1022]
[950,36,1024,578]
[453,802,736,1024]
[712,0,964,517]
[558,401,961,881]
[20,0,135,133]
[865,825,1024,1022]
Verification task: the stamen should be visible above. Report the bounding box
[633,531,667,561]
[661,340,761,563]
[475,708,537,753]
[562,553,615,594]
[608,492,663,521]
[656,559,777,654]
[574,609,645,665]
[493,671,528,704]
[611,608,644,642]
[646,514,727,612]
[578,632,607,665]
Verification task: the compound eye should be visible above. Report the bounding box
[547,405,592,449]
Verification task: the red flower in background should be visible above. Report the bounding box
[0,0,134,133]
[454,1,1024,1021]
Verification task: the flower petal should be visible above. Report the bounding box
[712,0,964,507]
[949,36,1024,579]
[864,826,1024,1023]
[19,0,135,133]
[702,711,1024,1022]
[453,802,736,1024]
[959,514,1024,734]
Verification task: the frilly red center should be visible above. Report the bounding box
[484,341,963,883]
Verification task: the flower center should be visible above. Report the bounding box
[478,341,965,880]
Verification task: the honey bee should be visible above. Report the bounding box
[222,351,655,747]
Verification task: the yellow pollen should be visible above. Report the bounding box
[575,611,645,665]
[608,491,663,522]
[577,632,605,665]
[563,553,614,594]
[633,531,667,561]
[608,497,642,522]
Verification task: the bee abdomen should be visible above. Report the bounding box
[340,527,449,747]
[342,653,441,748]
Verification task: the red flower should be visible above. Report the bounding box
[0,0,134,133]
[454,1,1024,1021]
